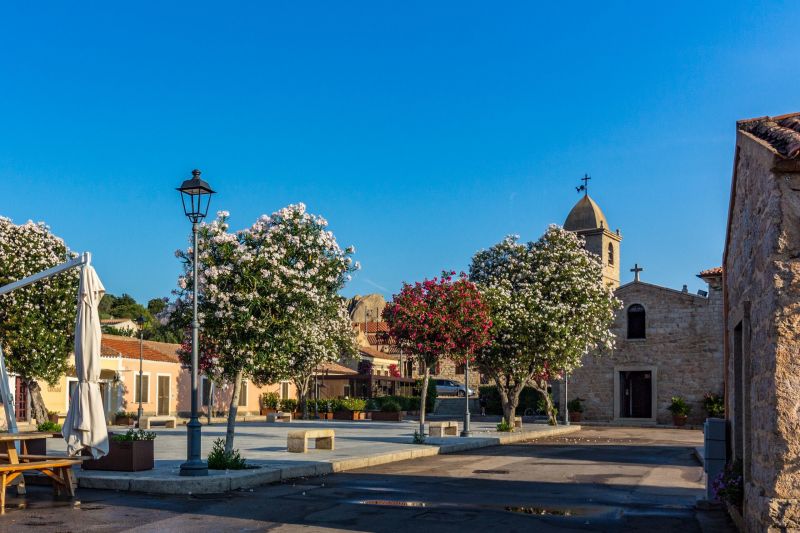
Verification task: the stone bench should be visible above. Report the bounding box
[429,421,458,437]
[267,412,292,423]
[139,416,177,429]
[287,429,335,453]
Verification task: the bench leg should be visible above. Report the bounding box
[287,438,307,453]
[166,421,176,428]
[1,472,6,515]
[315,437,334,451]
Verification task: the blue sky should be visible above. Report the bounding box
[1,2,799,303]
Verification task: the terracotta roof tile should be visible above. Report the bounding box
[357,322,389,334]
[738,113,800,159]
[358,345,400,360]
[698,266,723,277]
[315,361,358,375]
[101,334,181,364]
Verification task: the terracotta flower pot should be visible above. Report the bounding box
[48,413,60,424]
[568,411,582,423]
[318,412,333,420]
[672,414,688,427]
[260,407,277,416]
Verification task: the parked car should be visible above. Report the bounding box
[434,379,474,397]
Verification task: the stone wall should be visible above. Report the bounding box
[569,279,724,425]
[725,131,800,530]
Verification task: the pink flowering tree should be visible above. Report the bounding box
[383,272,492,436]
[176,205,357,452]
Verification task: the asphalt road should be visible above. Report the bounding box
[0,427,733,532]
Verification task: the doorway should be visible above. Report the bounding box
[14,377,28,421]
[619,370,652,418]
[157,376,170,416]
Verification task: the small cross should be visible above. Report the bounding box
[631,263,643,282]
[575,174,591,195]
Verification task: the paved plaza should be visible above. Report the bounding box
[0,427,732,532]
[44,419,579,493]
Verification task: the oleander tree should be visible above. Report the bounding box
[176,204,358,452]
[0,217,79,423]
[288,300,358,420]
[382,272,492,437]
[469,226,620,425]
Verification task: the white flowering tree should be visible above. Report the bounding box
[177,205,357,452]
[289,300,357,419]
[0,217,79,423]
[469,226,620,425]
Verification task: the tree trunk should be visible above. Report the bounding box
[225,370,244,454]
[530,378,557,425]
[495,373,524,426]
[419,365,430,436]
[295,375,311,420]
[25,379,48,424]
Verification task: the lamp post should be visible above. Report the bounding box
[177,169,214,477]
[461,357,471,437]
[136,316,145,425]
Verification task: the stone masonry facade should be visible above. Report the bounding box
[724,114,800,530]
[568,277,724,425]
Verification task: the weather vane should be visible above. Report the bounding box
[575,174,591,195]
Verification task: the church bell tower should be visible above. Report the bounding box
[564,182,622,288]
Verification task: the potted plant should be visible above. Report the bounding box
[261,392,280,416]
[703,392,724,419]
[47,410,60,424]
[28,420,62,455]
[280,398,298,417]
[567,398,584,423]
[370,399,403,422]
[333,398,367,420]
[114,411,137,426]
[82,429,156,471]
[318,400,333,420]
[668,396,692,426]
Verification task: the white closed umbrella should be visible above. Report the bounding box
[63,264,108,459]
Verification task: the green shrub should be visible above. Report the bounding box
[496,420,513,432]
[668,396,691,417]
[339,398,367,411]
[381,400,402,413]
[262,392,280,409]
[365,399,379,411]
[413,378,437,412]
[412,430,426,444]
[207,438,247,470]
[479,385,541,416]
[280,398,298,412]
[703,392,724,418]
[111,429,156,442]
[567,398,584,413]
[37,421,62,432]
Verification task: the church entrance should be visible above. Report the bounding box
[619,370,652,418]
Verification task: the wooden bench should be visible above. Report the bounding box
[514,416,523,429]
[0,458,81,513]
[429,421,459,437]
[267,412,292,423]
[287,429,335,453]
[139,416,177,429]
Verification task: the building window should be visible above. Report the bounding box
[134,374,150,403]
[238,380,248,407]
[608,243,614,266]
[455,363,466,375]
[627,304,646,339]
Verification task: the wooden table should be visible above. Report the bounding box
[0,433,81,513]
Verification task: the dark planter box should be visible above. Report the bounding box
[48,413,60,424]
[568,412,582,423]
[82,438,154,471]
[370,411,403,422]
[260,407,278,416]
[26,438,48,455]
[672,415,688,427]
[333,410,366,421]
[115,415,136,426]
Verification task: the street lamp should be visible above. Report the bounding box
[461,356,472,437]
[177,169,215,477]
[136,315,145,425]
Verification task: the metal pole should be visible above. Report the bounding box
[461,358,471,437]
[137,328,144,424]
[314,373,319,418]
[564,371,569,426]
[180,222,207,476]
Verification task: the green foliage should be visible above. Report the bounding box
[496,420,513,432]
[667,396,692,417]
[338,397,367,411]
[413,378,437,412]
[36,421,61,432]
[207,438,247,470]
[365,399,379,411]
[703,392,724,418]
[147,298,167,316]
[280,398,298,412]
[412,430,426,444]
[711,460,743,507]
[567,398,584,413]
[479,385,541,415]
[381,400,402,413]
[111,429,156,442]
[261,392,280,409]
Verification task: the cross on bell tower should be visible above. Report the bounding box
[631,263,643,282]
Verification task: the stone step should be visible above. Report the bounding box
[434,397,480,415]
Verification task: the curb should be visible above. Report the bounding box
[76,425,581,495]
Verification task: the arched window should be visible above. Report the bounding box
[608,243,614,266]
[627,304,646,339]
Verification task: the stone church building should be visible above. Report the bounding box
[565,192,724,425]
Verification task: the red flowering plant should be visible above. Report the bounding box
[388,364,401,378]
[383,271,492,437]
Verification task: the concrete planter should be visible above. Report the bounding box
[334,410,366,421]
[369,411,403,422]
[82,439,155,472]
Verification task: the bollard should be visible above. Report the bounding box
[703,418,727,501]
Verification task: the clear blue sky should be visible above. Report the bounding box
[2,2,799,303]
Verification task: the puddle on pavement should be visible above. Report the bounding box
[355,498,606,518]
[473,469,510,474]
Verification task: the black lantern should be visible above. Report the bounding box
[177,169,215,223]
